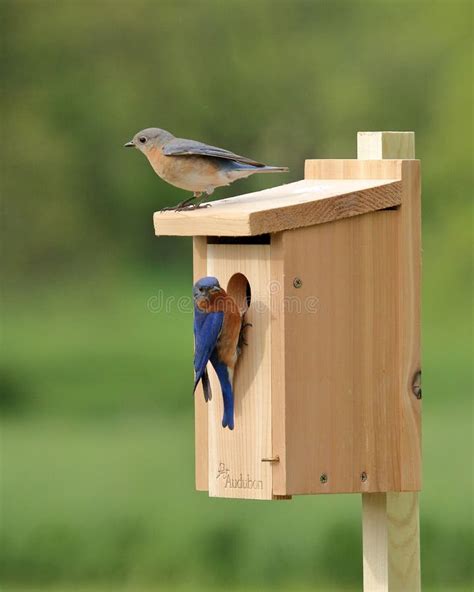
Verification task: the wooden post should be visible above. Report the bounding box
[358,131,421,591]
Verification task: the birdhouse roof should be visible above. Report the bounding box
[154,175,401,237]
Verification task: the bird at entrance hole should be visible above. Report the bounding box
[124,127,288,210]
[192,276,249,430]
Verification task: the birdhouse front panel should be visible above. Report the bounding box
[195,240,274,500]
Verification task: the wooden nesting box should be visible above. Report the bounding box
[154,133,421,502]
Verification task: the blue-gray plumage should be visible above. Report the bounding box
[193,276,243,430]
[124,127,289,210]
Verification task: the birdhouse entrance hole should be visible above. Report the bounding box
[226,273,251,315]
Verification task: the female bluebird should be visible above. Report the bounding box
[193,276,244,430]
[124,127,288,210]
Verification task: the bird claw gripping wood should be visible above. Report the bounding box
[238,321,252,352]
[160,202,212,212]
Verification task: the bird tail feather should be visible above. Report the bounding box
[228,161,288,174]
[220,376,234,430]
[211,362,234,430]
[254,165,289,173]
[201,369,212,402]
[193,368,212,402]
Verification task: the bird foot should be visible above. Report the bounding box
[160,203,212,212]
[238,322,253,348]
[177,203,212,211]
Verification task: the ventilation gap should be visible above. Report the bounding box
[208,234,270,245]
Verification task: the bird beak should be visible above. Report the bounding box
[123,141,135,148]
[209,286,222,294]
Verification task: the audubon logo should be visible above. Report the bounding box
[216,462,263,490]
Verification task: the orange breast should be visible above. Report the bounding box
[145,146,168,177]
[144,147,228,192]
[215,294,241,368]
[216,311,241,368]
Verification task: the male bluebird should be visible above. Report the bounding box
[192,276,244,430]
[124,127,288,210]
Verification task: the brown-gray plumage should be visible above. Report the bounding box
[124,127,288,210]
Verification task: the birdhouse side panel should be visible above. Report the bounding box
[296,158,421,494]
[398,160,422,491]
[279,212,403,495]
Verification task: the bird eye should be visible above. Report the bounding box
[138,136,147,144]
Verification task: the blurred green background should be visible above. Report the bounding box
[1,1,472,591]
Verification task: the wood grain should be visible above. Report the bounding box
[398,160,422,490]
[154,177,402,237]
[305,159,403,180]
[386,492,421,590]
[275,209,401,494]
[206,244,273,499]
[362,493,389,589]
[362,492,421,591]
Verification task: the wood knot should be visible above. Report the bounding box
[412,370,422,399]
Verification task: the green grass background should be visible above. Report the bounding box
[2,268,473,591]
[1,0,473,590]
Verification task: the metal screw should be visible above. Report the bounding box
[360,471,368,482]
[320,473,328,484]
[293,277,303,289]
[412,370,422,399]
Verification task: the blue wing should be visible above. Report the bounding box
[193,309,224,396]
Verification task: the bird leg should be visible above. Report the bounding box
[160,194,196,211]
[190,191,212,208]
[160,192,211,212]
[175,192,212,211]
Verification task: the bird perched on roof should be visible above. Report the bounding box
[192,276,245,430]
[124,127,288,210]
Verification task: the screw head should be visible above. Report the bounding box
[360,471,368,483]
[293,277,303,289]
[320,473,328,484]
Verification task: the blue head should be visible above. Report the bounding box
[193,276,222,304]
